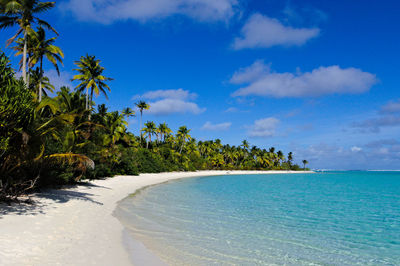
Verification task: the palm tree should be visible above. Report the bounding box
[72,54,112,117]
[28,66,54,97]
[176,126,191,154]
[288,152,293,168]
[135,100,150,140]
[277,150,284,165]
[142,121,156,148]
[122,107,135,118]
[28,27,63,101]
[0,0,57,84]
[302,160,308,170]
[241,140,249,151]
[104,111,127,147]
[158,122,172,143]
[10,29,35,81]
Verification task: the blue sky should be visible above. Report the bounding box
[2,0,400,169]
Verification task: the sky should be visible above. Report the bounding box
[2,0,400,169]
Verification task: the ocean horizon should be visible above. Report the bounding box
[116,171,400,265]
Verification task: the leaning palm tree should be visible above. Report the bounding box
[176,126,191,154]
[302,160,308,170]
[10,29,36,83]
[135,100,150,140]
[0,0,57,84]
[28,27,63,101]
[72,54,112,118]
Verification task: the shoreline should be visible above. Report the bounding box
[0,170,312,266]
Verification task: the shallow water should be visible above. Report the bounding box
[115,172,400,265]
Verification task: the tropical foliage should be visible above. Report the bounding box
[0,2,308,201]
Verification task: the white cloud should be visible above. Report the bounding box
[233,13,320,50]
[225,107,239,113]
[137,88,205,115]
[380,99,400,114]
[231,61,377,98]
[230,60,270,84]
[351,146,362,152]
[149,98,205,115]
[139,88,197,100]
[45,69,73,90]
[248,117,279,137]
[353,100,400,133]
[202,121,231,131]
[60,0,239,24]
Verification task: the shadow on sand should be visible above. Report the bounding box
[0,182,109,217]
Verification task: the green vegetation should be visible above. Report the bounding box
[0,1,307,201]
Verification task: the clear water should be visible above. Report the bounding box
[115,172,400,265]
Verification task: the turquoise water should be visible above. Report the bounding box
[116,172,400,265]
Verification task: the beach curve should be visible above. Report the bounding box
[0,170,312,266]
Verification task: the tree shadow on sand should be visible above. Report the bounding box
[0,182,109,217]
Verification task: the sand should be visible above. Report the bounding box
[0,170,313,266]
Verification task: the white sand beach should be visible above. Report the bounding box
[0,170,313,266]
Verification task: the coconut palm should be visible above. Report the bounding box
[158,122,172,143]
[10,29,35,78]
[28,27,63,101]
[122,107,135,118]
[241,140,249,151]
[142,121,156,148]
[176,126,191,154]
[135,100,150,140]
[277,150,284,165]
[72,54,112,117]
[104,111,127,147]
[28,66,54,97]
[0,0,57,84]
[302,160,308,170]
[287,152,293,168]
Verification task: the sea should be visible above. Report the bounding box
[115,171,400,265]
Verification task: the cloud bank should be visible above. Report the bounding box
[60,0,239,24]
[136,88,205,115]
[233,13,320,49]
[231,60,377,98]
[248,117,279,137]
[202,121,232,131]
[353,99,400,133]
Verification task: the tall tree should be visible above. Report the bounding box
[158,122,172,143]
[0,0,57,84]
[302,160,308,170]
[142,121,156,149]
[28,27,63,101]
[288,152,293,168]
[135,100,150,141]
[28,66,54,97]
[72,54,112,118]
[176,126,191,154]
[122,107,135,118]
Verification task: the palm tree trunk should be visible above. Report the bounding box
[88,89,94,120]
[139,111,143,141]
[27,59,30,88]
[22,31,27,85]
[85,86,89,111]
[39,57,43,102]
